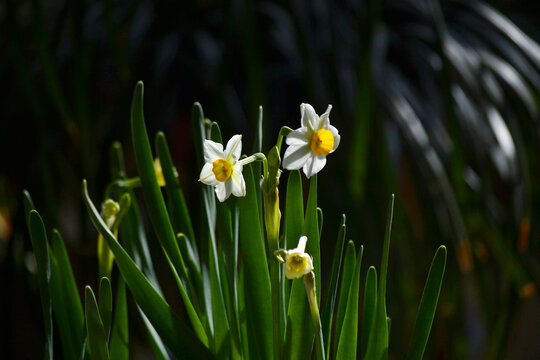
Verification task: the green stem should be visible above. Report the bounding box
[270,261,282,360]
[304,272,325,360]
[276,126,293,153]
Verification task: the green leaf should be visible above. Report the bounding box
[140,312,169,360]
[191,102,207,169]
[82,180,213,359]
[283,170,312,360]
[156,132,205,315]
[253,105,263,153]
[237,163,273,360]
[28,210,53,360]
[334,241,356,356]
[50,230,85,360]
[98,277,113,340]
[361,266,378,358]
[304,175,320,302]
[23,190,35,227]
[317,208,323,239]
[321,215,346,358]
[110,278,129,360]
[155,132,197,255]
[406,246,447,360]
[130,82,206,342]
[336,245,363,360]
[111,143,168,360]
[365,194,395,360]
[85,286,110,360]
[204,121,232,355]
[284,170,304,250]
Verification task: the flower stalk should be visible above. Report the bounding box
[263,146,283,360]
[304,271,325,360]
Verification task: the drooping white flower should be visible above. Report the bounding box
[282,103,340,178]
[198,134,252,202]
[284,236,313,279]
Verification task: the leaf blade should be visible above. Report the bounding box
[406,246,447,360]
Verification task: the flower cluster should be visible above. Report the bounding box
[199,103,340,202]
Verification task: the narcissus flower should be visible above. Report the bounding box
[199,134,260,202]
[282,103,340,178]
[283,236,313,279]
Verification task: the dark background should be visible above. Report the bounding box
[1,0,540,358]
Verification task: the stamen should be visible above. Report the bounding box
[212,159,233,182]
[310,129,334,156]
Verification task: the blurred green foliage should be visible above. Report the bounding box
[1,0,539,358]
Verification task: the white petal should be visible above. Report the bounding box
[300,103,318,131]
[203,140,224,163]
[199,162,219,186]
[230,169,246,197]
[303,155,326,178]
[317,104,332,129]
[328,125,341,152]
[224,134,242,161]
[215,182,232,202]
[285,128,310,146]
[282,144,311,170]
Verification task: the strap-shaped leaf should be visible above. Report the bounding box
[50,230,84,360]
[82,180,213,359]
[85,286,110,360]
[28,210,53,360]
[304,175,320,302]
[336,246,363,359]
[98,277,113,340]
[406,246,447,360]
[110,142,169,360]
[321,215,346,358]
[130,82,207,342]
[361,266,377,358]
[205,121,233,355]
[237,163,273,360]
[365,195,394,360]
[283,170,312,360]
[155,132,197,256]
[110,278,129,360]
[334,241,356,356]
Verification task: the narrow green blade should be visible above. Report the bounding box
[85,286,110,360]
[283,170,311,360]
[98,277,113,340]
[365,195,394,360]
[237,164,273,360]
[82,180,213,359]
[360,266,377,358]
[321,215,346,358]
[109,142,167,359]
[406,246,447,360]
[110,278,129,360]
[155,132,197,255]
[336,246,363,359]
[49,246,77,360]
[130,82,206,342]
[304,175,320,302]
[50,230,85,359]
[28,210,53,360]
[334,241,356,356]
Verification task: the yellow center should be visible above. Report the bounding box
[289,254,306,270]
[310,129,334,156]
[212,159,233,182]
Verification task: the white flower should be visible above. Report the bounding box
[282,103,340,178]
[284,236,314,279]
[198,134,249,202]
